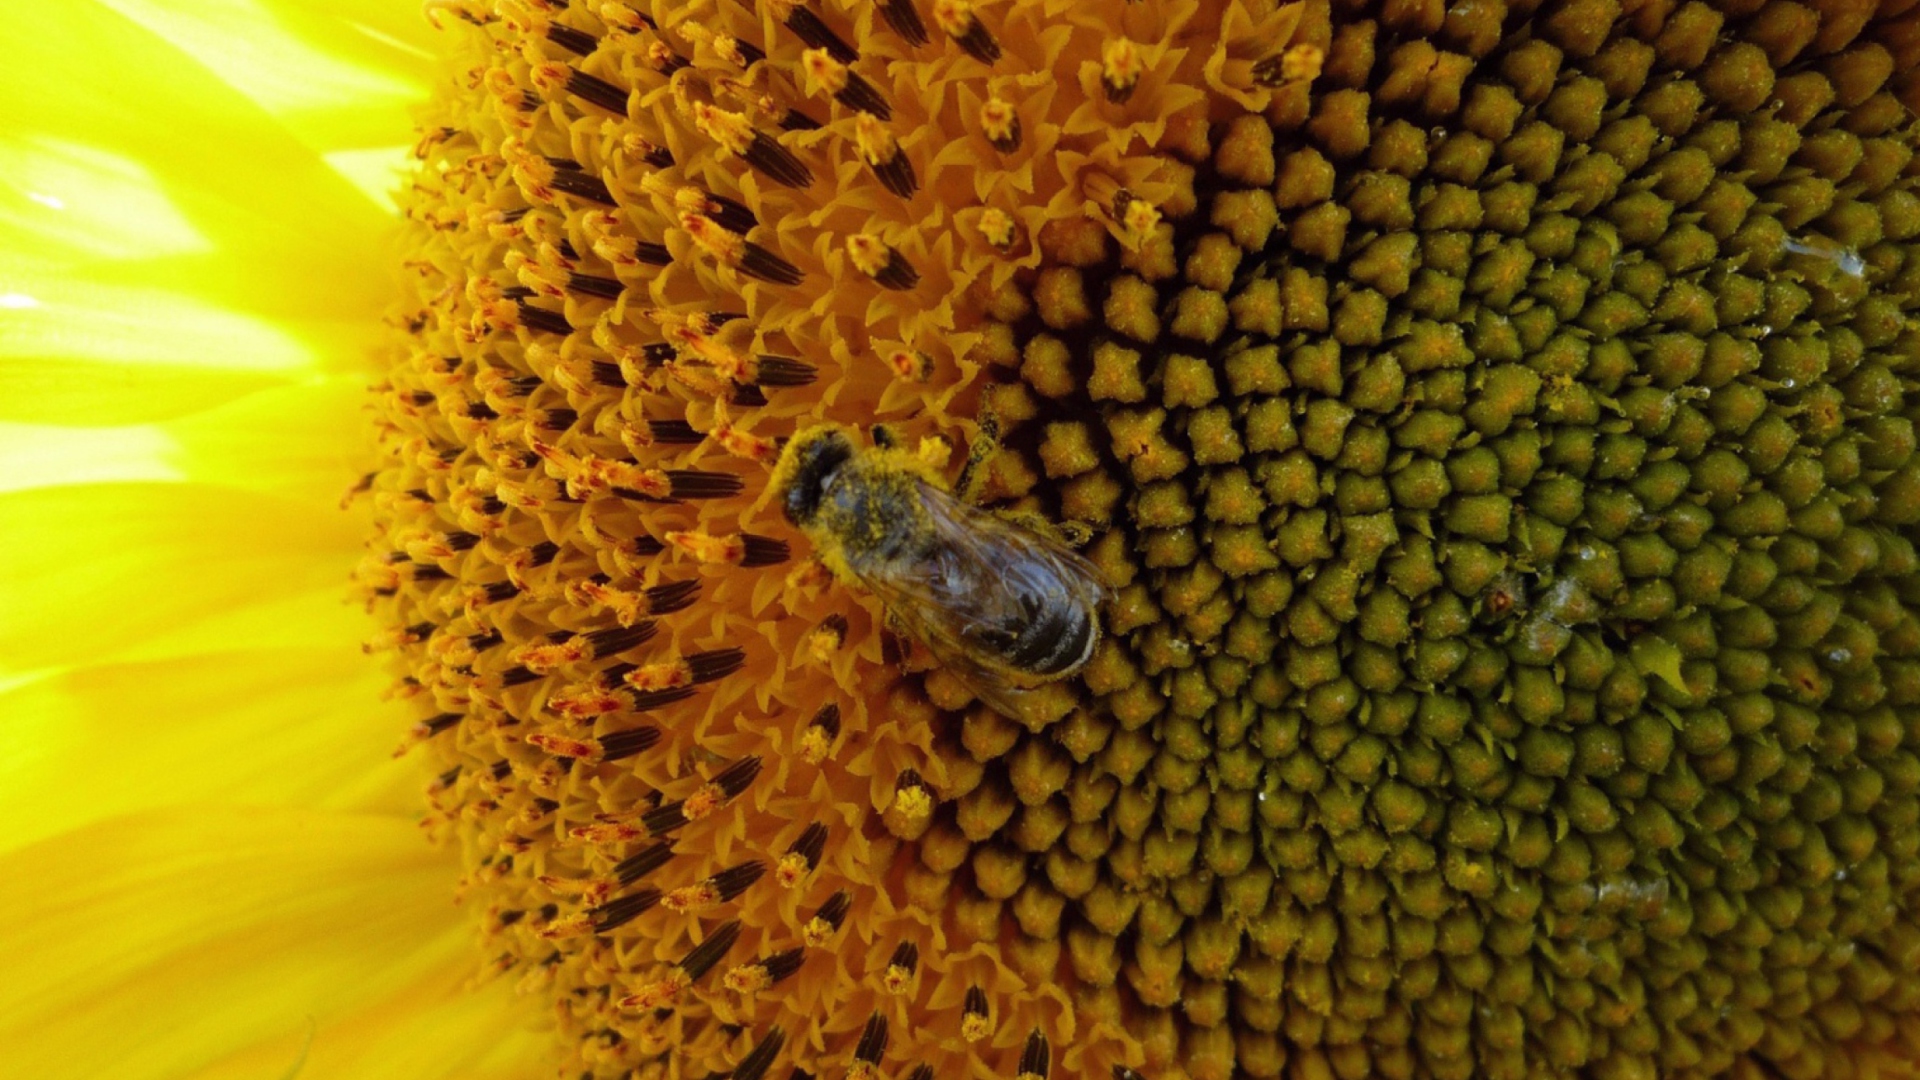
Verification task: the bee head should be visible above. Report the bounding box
[776,425,856,527]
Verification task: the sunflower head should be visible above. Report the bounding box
[369,0,1920,1078]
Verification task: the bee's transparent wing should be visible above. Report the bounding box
[846,482,1106,716]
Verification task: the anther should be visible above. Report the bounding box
[598,726,663,762]
[1016,1030,1050,1080]
[662,859,766,912]
[766,0,858,64]
[777,823,829,887]
[613,840,675,886]
[646,418,703,444]
[565,272,625,299]
[1252,42,1324,86]
[979,97,1021,151]
[666,530,791,567]
[690,103,813,188]
[726,946,807,994]
[976,208,1018,252]
[882,941,919,994]
[932,0,998,63]
[847,233,919,290]
[854,114,917,197]
[732,1027,787,1080]
[545,22,599,56]
[516,302,573,335]
[804,890,851,946]
[682,214,806,285]
[1101,39,1142,103]
[800,48,892,119]
[805,613,848,663]
[848,1012,889,1078]
[962,985,990,1041]
[877,0,928,44]
[587,887,662,933]
[799,703,841,764]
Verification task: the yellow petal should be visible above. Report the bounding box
[0,807,545,1080]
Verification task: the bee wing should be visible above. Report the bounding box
[844,482,1106,714]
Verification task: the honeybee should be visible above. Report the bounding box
[770,422,1107,716]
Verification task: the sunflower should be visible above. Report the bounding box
[0,2,551,1077]
[15,0,1920,1078]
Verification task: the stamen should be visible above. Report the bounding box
[800,49,892,120]
[682,214,806,285]
[588,887,662,933]
[805,613,848,663]
[731,1027,787,1080]
[979,98,1021,151]
[977,217,1027,266]
[799,703,841,764]
[662,860,766,912]
[962,986,990,1041]
[646,418,703,444]
[847,234,919,290]
[771,1,858,64]
[585,622,660,658]
[882,941,918,994]
[877,0,928,45]
[1101,39,1142,103]
[613,840,676,886]
[777,822,829,886]
[517,302,574,335]
[566,272,625,299]
[599,726,663,761]
[545,22,599,56]
[1015,1030,1050,1080]
[886,347,935,382]
[679,919,745,979]
[1252,41,1325,86]
[803,890,851,946]
[855,115,916,197]
[666,530,790,567]
[848,1011,889,1078]
[932,0,997,63]
[749,355,818,387]
[690,103,813,187]
[725,946,806,993]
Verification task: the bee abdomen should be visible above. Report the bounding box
[1004,600,1096,677]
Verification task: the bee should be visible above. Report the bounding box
[770,422,1107,716]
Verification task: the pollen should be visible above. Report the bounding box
[373,0,1920,1078]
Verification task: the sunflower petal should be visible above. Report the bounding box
[0,807,544,1080]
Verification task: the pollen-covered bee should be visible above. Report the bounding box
[770,422,1107,716]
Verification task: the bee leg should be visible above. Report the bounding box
[955,409,1001,504]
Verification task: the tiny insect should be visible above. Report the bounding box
[770,422,1107,716]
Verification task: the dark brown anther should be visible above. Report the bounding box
[646,419,702,444]
[565,69,631,113]
[591,888,662,932]
[1017,1030,1050,1079]
[634,241,671,265]
[678,920,743,978]
[516,302,574,335]
[732,1027,787,1080]
[738,241,807,286]
[879,0,928,44]
[585,622,659,657]
[547,169,617,206]
[787,822,829,868]
[744,132,814,188]
[545,23,598,56]
[751,355,818,387]
[853,1012,889,1065]
[643,579,700,614]
[566,272,624,299]
[739,534,790,566]
[784,7,858,63]
[662,470,746,499]
[597,727,662,764]
[613,841,675,886]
